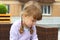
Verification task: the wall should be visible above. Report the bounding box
[0,1,60,17]
[55,0,60,1]
[0,1,22,17]
[52,2,60,17]
[39,2,60,17]
[10,4,21,17]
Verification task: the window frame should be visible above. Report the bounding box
[6,4,10,14]
[41,4,52,16]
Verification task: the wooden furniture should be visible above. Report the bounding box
[0,24,58,40]
[36,26,58,40]
[0,14,11,24]
[0,24,11,40]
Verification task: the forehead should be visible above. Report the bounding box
[29,16,36,21]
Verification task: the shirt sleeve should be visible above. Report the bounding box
[31,25,38,40]
[10,21,20,40]
[10,20,29,40]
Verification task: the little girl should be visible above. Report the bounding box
[10,1,42,40]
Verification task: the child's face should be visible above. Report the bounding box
[23,16,36,28]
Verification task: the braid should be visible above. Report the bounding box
[30,27,33,34]
[19,17,24,34]
[19,17,33,34]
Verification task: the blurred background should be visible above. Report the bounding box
[0,0,60,40]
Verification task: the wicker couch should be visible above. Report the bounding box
[0,24,58,40]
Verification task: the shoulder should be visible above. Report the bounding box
[11,17,21,28]
[10,20,21,32]
[12,20,21,27]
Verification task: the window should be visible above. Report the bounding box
[41,5,51,15]
[21,4,24,10]
[6,5,10,14]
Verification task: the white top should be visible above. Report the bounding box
[10,19,38,40]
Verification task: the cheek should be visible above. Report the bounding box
[27,21,32,24]
[26,20,32,26]
[25,19,30,24]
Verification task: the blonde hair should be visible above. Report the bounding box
[23,1,40,10]
[19,1,42,34]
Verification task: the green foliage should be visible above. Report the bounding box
[0,4,8,14]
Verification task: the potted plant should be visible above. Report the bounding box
[0,4,8,14]
[0,4,10,24]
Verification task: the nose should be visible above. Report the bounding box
[32,22,36,25]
